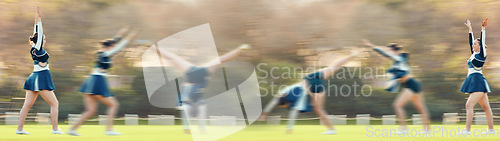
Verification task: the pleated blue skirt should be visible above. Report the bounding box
[460,73,491,93]
[23,70,55,91]
[79,75,114,97]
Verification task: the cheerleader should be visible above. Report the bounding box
[362,39,430,134]
[158,44,250,134]
[67,26,138,136]
[459,19,494,135]
[17,7,64,135]
[257,82,312,134]
[259,51,359,134]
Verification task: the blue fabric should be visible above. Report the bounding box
[96,52,112,70]
[460,73,491,93]
[180,84,205,103]
[178,66,209,117]
[469,54,486,69]
[23,70,55,91]
[278,86,313,113]
[401,78,422,93]
[31,47,49,63]
[385,79,400,93]
[79,75,114,97]
[304,72,324,93]
[185,66,209,88]
[388,69,408,79]
[384,53,410,93]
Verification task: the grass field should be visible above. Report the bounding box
[0,124,499,141]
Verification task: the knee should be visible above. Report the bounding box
[481,105,492,111]
[23,102,35,109]
[111,101,120,108]
[51,100,59,107]
[465,103,475,111]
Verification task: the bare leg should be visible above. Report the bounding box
[478,93,494,130]
[38,90,60,131]
[70,94,98,131]
[411,92,430,130]
[17,91,38,131]
[318,54,357,79]
[198,104,207,132]
[158,49,194,73]
[465,92,485,131]
[286,108,300,134]
[182,104,191,134]
[95,96,120,131]
[311,92,334,130]
[202,44,248,72]
[392,89,413,129]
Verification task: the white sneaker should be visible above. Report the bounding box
[457,129,471,135]
[321,130,337,135]
[51,128,65,134]
[105,131,122,136]
[482,129,495,134]
[67,130,81,136]
[15,130,31,135]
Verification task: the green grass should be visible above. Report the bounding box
[0,124,498,141]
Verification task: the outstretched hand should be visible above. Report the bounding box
[36,6,41,17]
[238,44,251,50]
[482,18,489,27]
[128,28,140,38]
[464,19,472,28]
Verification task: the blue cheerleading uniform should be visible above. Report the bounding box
[460,30,491,93]
[304,72,325,93]
[178,66,209,117]
[278,84,313,113]
[23,21,55,91]
[261,83,313,130]
[78,37,131,97]
[373,47,421,93]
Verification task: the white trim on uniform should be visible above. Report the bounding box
[484,79,491,92]
[34,75,39,91]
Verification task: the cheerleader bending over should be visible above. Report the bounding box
[259,51,359,134]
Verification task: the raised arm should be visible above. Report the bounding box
[465,20,474,54]
[361,39,401,61]
[33,7,43,50]
[102,29,139,57]
[479,18,488,58]
[112,25,130,42]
